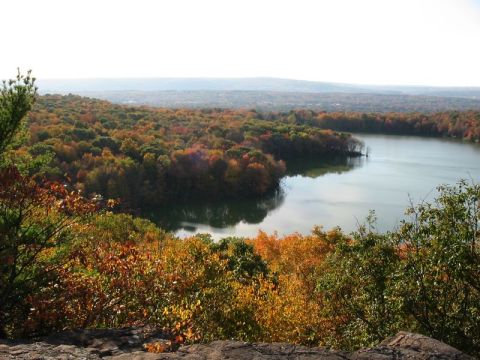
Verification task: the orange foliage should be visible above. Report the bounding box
[250,228,341,284]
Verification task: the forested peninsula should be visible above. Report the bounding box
[16,95,362,207]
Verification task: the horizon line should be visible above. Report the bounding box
[34,76,480,89]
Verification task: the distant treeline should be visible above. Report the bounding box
[265,110,480,141]
[71,90,480,113]
[14,95,361,208]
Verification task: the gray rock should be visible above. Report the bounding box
[0,331,474,359]
[0,341,102,359]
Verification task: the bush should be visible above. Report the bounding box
[316,182,480,355]
[0,167,96,337]
[393,181,480,353]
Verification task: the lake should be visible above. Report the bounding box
[146,134,480,239]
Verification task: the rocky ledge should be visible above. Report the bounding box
[0,329,474,360]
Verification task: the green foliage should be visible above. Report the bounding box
[316,183,480,355]
[393,181,480,353]
[211,237,269,281]
[0,70,37,159]
[317,214,403,348]
[0,71,52,176]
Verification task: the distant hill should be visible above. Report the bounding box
[38,77,372,93]
[51,90,480,113]
[38,77,480,97]
[37,77,480,112]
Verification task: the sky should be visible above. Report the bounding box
[2,0,480,86]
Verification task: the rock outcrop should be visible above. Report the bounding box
[0,330,474,359]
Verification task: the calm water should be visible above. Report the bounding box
[147,134,480,239]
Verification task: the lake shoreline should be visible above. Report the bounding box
[140,134,480,239]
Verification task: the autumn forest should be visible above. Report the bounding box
[1,73,479,357]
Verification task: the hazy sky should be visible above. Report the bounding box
[2,0,480,86]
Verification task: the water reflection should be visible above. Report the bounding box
[145,189,285,232]
[145,155,363,233]
[286,156,365,178]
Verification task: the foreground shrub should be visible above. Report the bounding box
[393,181,480,353]
[0,167,96,337]
[316,182,480,355]
[316,217,403,349]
